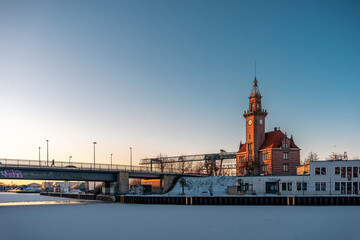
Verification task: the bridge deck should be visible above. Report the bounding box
[0,158,204,181]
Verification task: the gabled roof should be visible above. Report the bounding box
[237,143,246,153]
[237,130,299,153]
[260,130,298,150]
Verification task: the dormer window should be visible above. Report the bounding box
[283,142,288,148]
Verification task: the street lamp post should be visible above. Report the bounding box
[111,153,113,169]
[46,140,49,167]
[93,142,97,168]
[93,142,97,194]
[130,147,132,171]
[38,147,41,166]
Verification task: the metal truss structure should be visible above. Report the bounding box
[140,150,237,176]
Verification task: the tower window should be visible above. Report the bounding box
[249,134,251,140]
[283,163,289,172]
[248,143,252,151]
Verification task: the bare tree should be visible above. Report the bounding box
[175,156,192,173]
[326,152,345,161]
[303,151,319,164]
[243,160,259,176]
[193,161,206,174]
[156,153,168,172]
[166,161,175,173]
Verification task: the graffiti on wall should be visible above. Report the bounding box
[1,169,23,178]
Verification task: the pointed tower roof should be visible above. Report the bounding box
[250,77,261,96]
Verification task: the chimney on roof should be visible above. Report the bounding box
[274,127,277,131]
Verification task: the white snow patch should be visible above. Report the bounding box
[0,192,359,240]
[168,176,236,195]
[0,192,84,203]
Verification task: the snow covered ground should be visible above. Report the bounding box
[0,192,86,203]
[0,193,359,240]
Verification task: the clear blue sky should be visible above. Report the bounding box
[0,0,359,165]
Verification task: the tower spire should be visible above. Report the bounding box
[255,61,256,79]
[250,62,260,96]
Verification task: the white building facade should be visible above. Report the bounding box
[236,160,360,196]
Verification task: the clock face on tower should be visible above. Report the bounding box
[248,119,253,125]
[260,119,263,125]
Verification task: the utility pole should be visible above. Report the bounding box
[38,147,41,166]
[93,142,97,194]
[130,147,132,171]
[46,140,49,167]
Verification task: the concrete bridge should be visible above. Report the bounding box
[0,158,203,194]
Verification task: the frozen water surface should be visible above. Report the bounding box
[0,193,359,240]
[0,192,85,203]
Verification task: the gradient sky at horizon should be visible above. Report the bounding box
[0,0,359,168]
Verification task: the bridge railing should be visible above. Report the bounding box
[0,158,218,175]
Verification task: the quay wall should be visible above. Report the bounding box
[41,192,360,206]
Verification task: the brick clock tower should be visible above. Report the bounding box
[242,77,267,175]
[237,76,300,176]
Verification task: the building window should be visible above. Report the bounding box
[341,167,346,178]
[239,167,244,174]
[335,182,340,191]
[302,182,307,191]
[335,167,340,175]
[261,165,268,172]
[282,183,286,191]
[321,167,326,175]
[249,134,251,140]
[287,183,292,191]
[283,142,288,148]
[315,167,320,175]
[353,182,358,194]
[248,143,252,151]
[261,153,268,161]
[347,182,352,194]
[353,167,358,178]
[347,167,352,179]
[297,182,302,191]
[283,152,289,160]
[239,156,244,163]
[283,164,289,172]
[321,182,326,191]
[341,182,346,194]
[315,182,320,191]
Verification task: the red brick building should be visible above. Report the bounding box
[236,77,300,176]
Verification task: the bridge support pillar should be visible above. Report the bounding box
[162,175,179,194]
[160,176,163,193]
[102,182,111,195]
[117,172,129,195]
